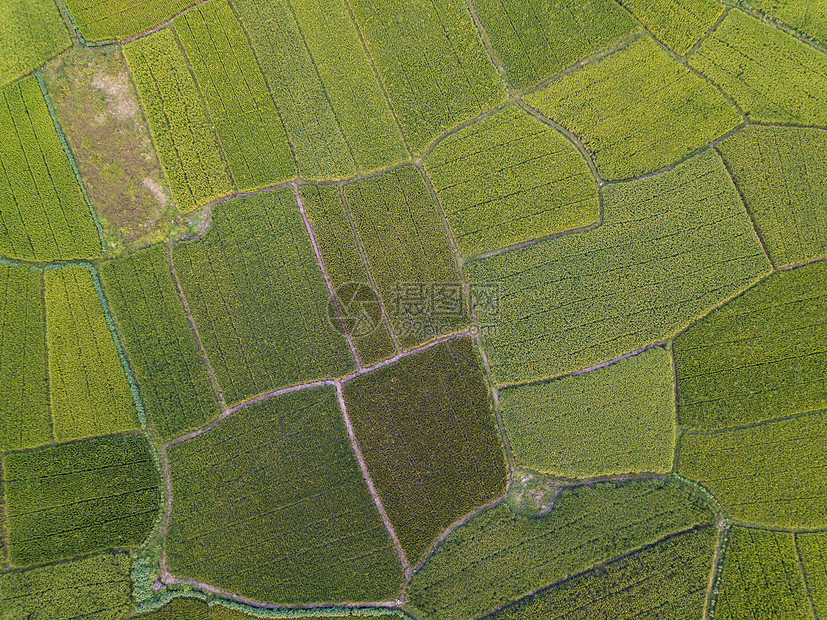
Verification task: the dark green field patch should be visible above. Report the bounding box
[716,126,827,268]
[173,188,355,405]
[425,105,598,257]
[3,433,161,566]
[343,337,507,564]
[136,597,209,618]
[0,552,133,619]
[675,261,827,429]
[166,387,403,604]
[405,477,715,620]
[101,244,219,440]
[677,409,827,529]
[491,526,717,619]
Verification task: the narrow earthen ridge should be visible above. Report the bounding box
[703,523,730,620]
[795,533,821,620]
[335,381,411,584]
[159,448,174,540]
[292,182,362,369]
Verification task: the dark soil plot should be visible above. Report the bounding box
[343,337,507,564]
[3,433,161,566]
[165,387,403,604]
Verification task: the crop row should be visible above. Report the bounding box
[0,0,69,87]
[617,0,723,54]
[166,387,402,604]
[798,532,827,617]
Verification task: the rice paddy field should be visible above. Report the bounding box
[1,0,824,617]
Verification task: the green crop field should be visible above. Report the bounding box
[675,261,827,429]
[173,0,294,192]
[425,105,599,256]
[467,149,771,386]
[500,346,675,478]
[678,409,827,529]
[798,533,827,617]
[62,0,197,42]
[172,188,354,405]
[471,0,639,90]
[3,433,160,565]
[0,552,133,618]
[0,265,49,451]
[617,0,723,54]
[348,0,506,152]
[748,0,827,43]
[0,0,70,87]
[525,36,741,180]
[689,9,827,127]
[101,245,219,440]
[491,526,717,619]
[343,337,506,564]
[716,125,827,269]
[166,387,403,603]
[124,28,233,213]
[0,76,100,262]
[405,477,715,619]
[137,597,210,619]
[715,528,813,620]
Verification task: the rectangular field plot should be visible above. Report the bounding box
[716,126,827,268]
[798,533,827,618]
[172,188,354,405]
[499,346,675,478]
[166,387,403,604]
[124,28,233,212]
[101,244,218,440]
[617,0,723,54]
[300,184,397,366]
[0,265,49,451]
[678,410,827,529]
[0,552,132,618]
[45,266,139,442]
[466,149,771,386]
[0,76,100,261]
[425,105,598,257]
[0,0,70,86]
[348,0,506,152]
[173,0,295,192]
[405,478,715,620]
[473,0,639,90]
[689,10,827,126]
[675,261,827,429]
[343,337,506,564]
[3,433,160,566]
[344,166,464,348]
[62,0,197,42]
[715,528,812,620]
[491,527,717,619]
[525,36,741,180]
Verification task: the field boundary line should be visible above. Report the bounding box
[40,270,55,445]
[680,406,826,437]
[0,459,9,569]
[462,0,512,92]
[669,339,680,473]
[473,333,515,475]
[118,0,215,45]
[292,182,362,368]
[730,522,827,535]
[334,382,410,585]
[723,0,827,55]
[686,6,731,57]
[704,523,730,620]
[795,533,821,620]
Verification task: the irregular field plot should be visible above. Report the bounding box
[715,528,812,620]
[101,244,218,440]
[466,150,771,386]
[798,533,827,617]
[45,266,138,442]
[748,0,827,43]
[300,184,397,366]
[716,126,827,268]
[63,0,198,42]
[3,433,160,566]
[425,105,598,257]
[405,477,715,620]
[0,76,100,261]
[675,261,827,429]
[166,387,403,604]
[0,264,49,451]
[689,10,827,126]
[0,0,70,87]
[349,0,506,152]
[491,526,717,619]
[344,337,506,564]
[500,346,675,478]
[0,552,133,619]
[124,28,233,213]
[472,0,639,90]
[174,0,294,192]
[525,36,741,180]
[678,410,827,529]
[617,0,723,54]
[173,188,354,405]
[344,166,465,348]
